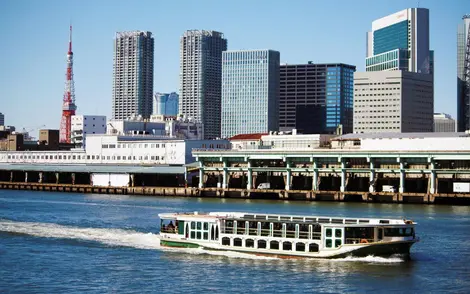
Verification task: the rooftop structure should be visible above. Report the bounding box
[457,14,470,131]
[434,113,456,133]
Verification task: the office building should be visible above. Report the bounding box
[71,115,107,148]
[153,92,179,116]
[112,31,154,120]
[353,71,433,133]
[179,30,227,139]
[434,113,456,133]
[280,62,355,134]
[221,50,280,138]
[0,113,4,126]
[366,8,432,74]
[457,15,470,131]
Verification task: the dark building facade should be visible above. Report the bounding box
[279,62,355,134]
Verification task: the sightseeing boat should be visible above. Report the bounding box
[158,211,418,259]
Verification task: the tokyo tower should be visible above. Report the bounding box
[59,25,77,143]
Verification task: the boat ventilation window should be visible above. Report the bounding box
[283,241,292,251]
[255,215,266,220]
[309,243,319,252]
[296,243,306,252]
[318,218,330,223]
[270,241,279,250]
[222,237,230,246]
[379,220,390,224]
[258,240,267,249]
[280,216,291,221]
[331,219,343,224]
[359,220,369,224]
[246,239,255,248]
[292,217,303,221]
[267,216,278,221]
[345,219,357,224]
[234,238,242,247]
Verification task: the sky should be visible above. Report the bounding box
[0,0,467,135]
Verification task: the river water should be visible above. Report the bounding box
[0,190,469,293]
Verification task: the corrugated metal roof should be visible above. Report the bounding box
[335,132,467,140]
[0,163,186,174]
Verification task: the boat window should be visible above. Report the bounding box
[296,243,306,252]
[258,240,267,249]
[260,222,270,236]
[283,241,292,251]
[191,222,196,229]
[248,221,258,236]
[225,220,234,234]
[384,227,414,237]
[222,237,230,246]
[326,239,332,248]
[236,221,246,235]
[270,241,279,250]
[309,243,319,252]
[203,232,208,240]
[234,238,242,247]
[335,239,342,247]
[312,224,321,240]
[335,229,342,238]
[299,224,309,239]
[326,228,332,237]
[246,239,255,248]
[273,223,282,237]
[203,222,209,230]
[197,232,202,239]
[178,221,185,235]
[378,228,383,240]
[318,218,330,223]
[191,231,196,239]
[332,219,343,224]
[197,222,202,230]
[286,223,295,238]
[345,227,374,244]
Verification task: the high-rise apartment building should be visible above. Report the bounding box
[179,30,227,139]
[434,113,456,133]
[221,50,280,138]
[457,15,470,131]
[354,71,433,133]
[112,31,154,120]
[153,92,179,116]
[280,62,355,134]
[0,113,4,126]
[366,8,432,74]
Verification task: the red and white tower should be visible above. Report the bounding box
[59,25,77,143]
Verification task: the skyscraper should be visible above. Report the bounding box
[434,113,456,133]
[221,49,280,138]
[366,8,432,74]
[179,30,227,139]
[112,31,154,120]
[457,15,470,132]
[0,112,4,126]
[279,62,355,134]
[354,8,434,134]
[153,92,179,116]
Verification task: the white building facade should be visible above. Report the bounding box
[434,113,456,132]
[353,71,433,133]
[71,115,107,147]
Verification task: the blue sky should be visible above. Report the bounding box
[0,0,467,134]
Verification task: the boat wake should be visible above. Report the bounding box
[0,220,405,263]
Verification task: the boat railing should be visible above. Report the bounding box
[221,227,321,240]
[345,238,375,244]
[161,226,178,234]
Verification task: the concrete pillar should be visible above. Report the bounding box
[399,160,405,193]
[247,160,252,190]
[369,160,375,193]
[55,173,59,184]
[198,166,204,189]
[340,159,346,192]
[71,173,76,185]
[89,174,93,186]
[222,161,228,189]
[312,160,318,191]
[285,161,291,191]
[38,172,43,183]
[10,171,13,182]
[25,172,28,183]
[130,174,135,187]
[430,161,436,194]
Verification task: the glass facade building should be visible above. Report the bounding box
[153,92,179,116]
[221,50,280,138]
[280,63,355,134]
[366,8,432,75]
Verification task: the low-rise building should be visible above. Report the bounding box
[71,115,107,148]
[434,113,456,132]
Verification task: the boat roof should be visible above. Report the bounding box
[158,212,415,225]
